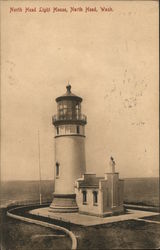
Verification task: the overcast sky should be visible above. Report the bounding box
[1,1,159,181]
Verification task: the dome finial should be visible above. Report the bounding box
[66,82,71,93]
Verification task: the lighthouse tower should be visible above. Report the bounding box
[50,84,87,212]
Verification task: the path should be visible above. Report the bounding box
[7,205,77,250]
[30,207,159,226]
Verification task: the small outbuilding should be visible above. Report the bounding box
[75,158,124,217]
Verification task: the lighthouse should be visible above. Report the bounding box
[50,84,87,212]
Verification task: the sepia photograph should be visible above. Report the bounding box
[0,0,159,249]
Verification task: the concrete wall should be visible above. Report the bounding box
[100,180,109,213]
[75,188,102,216]
[107,173,119,208]
[118,180,124,206]
[75,173,124,216]
[100,176,124,214]
[55,136,86,194]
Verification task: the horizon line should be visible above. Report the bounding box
[1,176,159,182]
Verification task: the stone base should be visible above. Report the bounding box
[103,205,125,217]
[30,207,159,226]
[78,205,124,217]
[78,210,113,217]
[49,193,78,213]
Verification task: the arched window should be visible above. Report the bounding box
[82,190,87,204]
[56,127,59,135]
[56,162,60,177]
[93,191,98,205]
[76,125,80,134]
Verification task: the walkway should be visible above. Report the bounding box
[7,206,77,250]
[30,207,158,226]
[135,218,160,224]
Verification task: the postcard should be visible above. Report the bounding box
[0,1,159,249]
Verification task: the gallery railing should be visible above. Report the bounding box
[52,114,87,125]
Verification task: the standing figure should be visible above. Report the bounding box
[109,156,116,173]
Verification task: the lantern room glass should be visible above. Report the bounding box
[57,100,81,120]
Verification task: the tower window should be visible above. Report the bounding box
[82,190,87,204]
[76,125,80,134]
[93,191,98,205]
[56,162,60,177]
[56,127,59,135]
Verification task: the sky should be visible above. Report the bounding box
[1,1,159,181]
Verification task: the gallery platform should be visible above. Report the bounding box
[29,207,158,227]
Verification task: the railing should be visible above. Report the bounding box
[52,114,87,124]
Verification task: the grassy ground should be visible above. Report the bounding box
[0,210,71,250]
[73,220,160,249]
[141,214,160,222]
[1,208,160,250]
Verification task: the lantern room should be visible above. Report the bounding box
[52,84,87,126]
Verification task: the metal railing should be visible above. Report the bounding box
[52,114,87,123]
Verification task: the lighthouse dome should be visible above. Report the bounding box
[56,84,82,103]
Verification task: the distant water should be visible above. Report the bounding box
[124,177,159,207]
[0,180,53,207]
[0,178,159,207]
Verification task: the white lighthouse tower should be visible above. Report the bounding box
[50,84,87,212]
